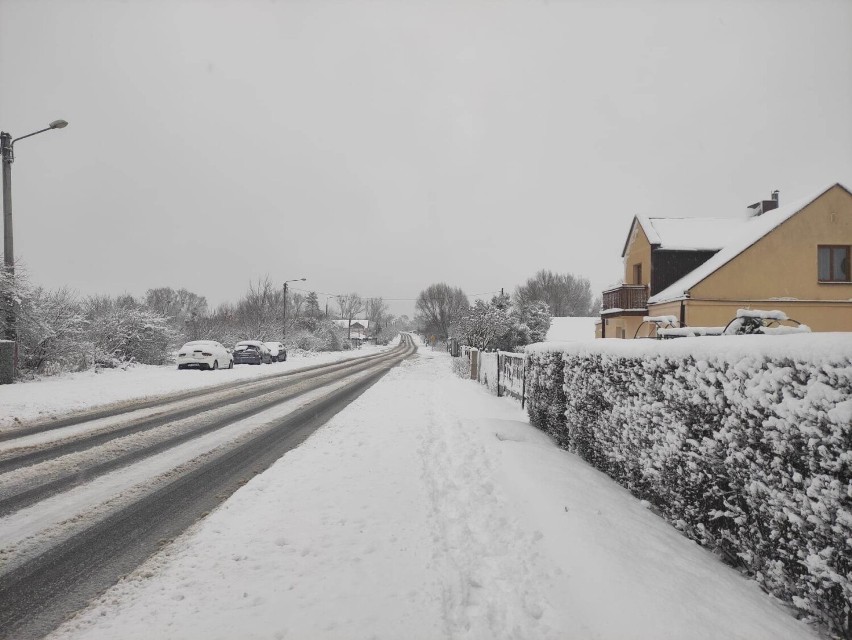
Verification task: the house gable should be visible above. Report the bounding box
[622,220,653,287]
[691,184,852,302]
[649,182,852,304]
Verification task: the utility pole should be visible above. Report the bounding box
[281,277,306,340]
[1,120,68,384]
[282,282,289,340]
[1,132,14,343]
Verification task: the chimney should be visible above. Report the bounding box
[747,190,780,217]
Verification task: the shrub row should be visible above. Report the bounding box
[525,335,852,638]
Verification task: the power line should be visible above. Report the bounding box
[289,287,501,301]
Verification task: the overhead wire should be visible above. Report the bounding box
[289,287,502,301]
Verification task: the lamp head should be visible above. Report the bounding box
[49,120,69,129]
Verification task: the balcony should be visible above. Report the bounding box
[601,284,648,313]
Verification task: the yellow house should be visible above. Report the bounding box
[599,182,852,338]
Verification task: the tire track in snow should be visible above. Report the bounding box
[0,337,417,640]
[0,346,409,516]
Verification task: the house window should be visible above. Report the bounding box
[633,263,643,285]
[818,245,851,282]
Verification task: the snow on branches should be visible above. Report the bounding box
[453,294,551,352]
[454,300,512,351]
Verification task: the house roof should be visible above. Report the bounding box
[333,319,369,329]
[648,182,850,305]
[642,216,746,251]
[624,215,745,257]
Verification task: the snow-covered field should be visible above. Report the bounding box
[0,346,389,430]
[48,345,817,640]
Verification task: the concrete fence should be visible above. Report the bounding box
[454,346,526,406]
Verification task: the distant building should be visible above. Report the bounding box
[333,319,370,340]
[599,182,852,338]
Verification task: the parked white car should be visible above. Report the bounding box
[263,341,288,362]
[177,340,234,371]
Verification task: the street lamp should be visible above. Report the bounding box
[1,119,69,383]
[282,277,306,340]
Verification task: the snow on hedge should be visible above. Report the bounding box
[524,333,852,637]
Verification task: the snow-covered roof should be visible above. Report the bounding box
[649,182,850,304]
[635,216,745,252]
[545,317,597,341]
[333,319,369,328]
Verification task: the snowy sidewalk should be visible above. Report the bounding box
[48,347,818,640]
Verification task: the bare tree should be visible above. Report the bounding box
[514,270,595,317]
[415,283,469,340]
[365,297,389,338]
[305,291,322,318]
[336,292,363,339]
[144,287,208,323]
[290,293,306,321]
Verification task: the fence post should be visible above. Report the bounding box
[0,340,14,385]
[496,352,502,397]
[521,359,526,410]
[470,348,479,380]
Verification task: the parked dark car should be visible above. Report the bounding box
[232,340,272,365]
[264,341,287,362]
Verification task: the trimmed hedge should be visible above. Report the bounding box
[525,335,852,638]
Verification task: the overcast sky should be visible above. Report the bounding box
[2,0,851,316]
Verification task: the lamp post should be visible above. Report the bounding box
[282,277,306,340]
[1,119,68,383]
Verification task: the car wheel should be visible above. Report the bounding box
[177,364,185,370]
[212,360,219,370]
[228,359,234,369]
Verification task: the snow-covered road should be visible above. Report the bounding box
[0,339,416,638]
[0,346,390,431]
[48,344,818,640]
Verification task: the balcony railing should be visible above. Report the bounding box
[602,284,648,312]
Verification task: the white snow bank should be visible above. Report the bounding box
[0,347,387,430]
[545,316,597,342]
[50,351,818,640]
[736,308,788,321]
[658,326,724,337]
[527,331,852,364]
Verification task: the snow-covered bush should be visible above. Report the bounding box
[284,321,351,352]
[454,299,512,351]
[524,348,570,448]
[451,351,471,379]
[525,335,852,637]
[84,295,175,366]
[17,287,88,374]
